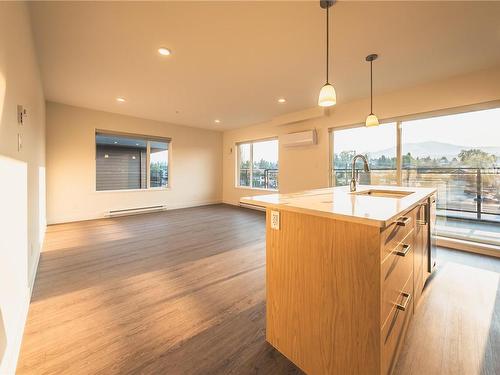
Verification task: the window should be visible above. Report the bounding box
[237,138,278,190]
[96,132,169,191]
[330,107,500,248]
[401,109,500,247]
[331,122,397,187]
[149,141,169,188]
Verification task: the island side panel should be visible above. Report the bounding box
[266,208,382,375]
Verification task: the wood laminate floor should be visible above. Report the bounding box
[17,204,500,375]
[394,246,500,375]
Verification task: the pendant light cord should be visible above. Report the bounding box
[326,6,329,83]
[370,60,373,114]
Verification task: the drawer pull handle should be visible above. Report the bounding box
[396,244,411,257]
[396,216,411,226]
[396,292,412,311]
[417,203,428,226]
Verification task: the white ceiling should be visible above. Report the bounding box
[29,1,500,130]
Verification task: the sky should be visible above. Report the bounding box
[334,107,500,154]
[150,141,169,164]
[150,150,168,164]
[240,139,278,163]
[403,108,500,146]
[334,123,396,154]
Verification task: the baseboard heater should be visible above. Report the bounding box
[239,202,266,212]
[107,205,167,217]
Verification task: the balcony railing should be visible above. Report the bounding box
[332,167,500,222]
[239,168,278,190]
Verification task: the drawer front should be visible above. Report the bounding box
[381,205,418,262]
[381,228,414,326]
[381,272,414,375]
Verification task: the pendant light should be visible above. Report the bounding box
[365,53,379,126]
[318,1,336,107]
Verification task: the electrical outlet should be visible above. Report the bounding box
[270,210,280,230]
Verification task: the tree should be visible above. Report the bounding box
[335,150,356,169]
[402,152,415,168]
[458,149,496,168]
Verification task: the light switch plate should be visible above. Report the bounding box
[17,105,26,125]
[270,210,280,230]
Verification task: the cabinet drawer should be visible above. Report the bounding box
[381,228,414,326]
[381,206,418,262]
[381,272,414,375]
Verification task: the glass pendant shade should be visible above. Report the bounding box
[318,83,337,107]
[365,113,379,127]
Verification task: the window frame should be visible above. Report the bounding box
[329,121,399,187]
[94,129,171,193]
[235,137,279,191]
[329,101,500,187]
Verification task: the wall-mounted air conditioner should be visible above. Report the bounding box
[281,129,317,147]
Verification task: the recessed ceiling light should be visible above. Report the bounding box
[114,141,118,144]
[214,119,221,124]
[158,47,171,56]
[116,97,126,102]
[278,98,286,103]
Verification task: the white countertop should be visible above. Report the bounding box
[240,185,436,228]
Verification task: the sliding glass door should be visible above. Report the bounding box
[400,109,500,247]
[330,107,500,248]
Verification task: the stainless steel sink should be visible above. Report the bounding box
[351,189,414,198]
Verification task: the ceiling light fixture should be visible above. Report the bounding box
[116,97,126,102]
[278,98,286,103]
[214,119,221,124]
[318,0,336,107]
[158,47,171,56]
[365,54,379,127]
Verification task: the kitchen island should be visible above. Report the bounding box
[240,185,437,375]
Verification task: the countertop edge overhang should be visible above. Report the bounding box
[239,185,437,228]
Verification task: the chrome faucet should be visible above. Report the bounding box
[350,154,370,192]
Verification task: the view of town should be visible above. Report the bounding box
[333,144,500,220]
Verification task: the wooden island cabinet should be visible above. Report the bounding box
[241,186,436,375]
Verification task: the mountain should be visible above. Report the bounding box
[367,141,500,160]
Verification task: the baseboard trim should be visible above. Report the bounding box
[437,236,500,258]
[29,249,41,295]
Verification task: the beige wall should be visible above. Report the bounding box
[0,3,46,374]
[222,66,500,205]
[46,102,222,224]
